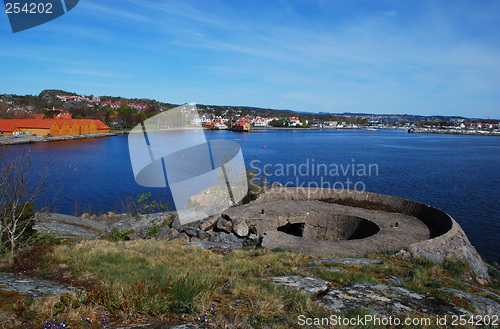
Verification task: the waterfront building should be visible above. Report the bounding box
[0,119,109,136]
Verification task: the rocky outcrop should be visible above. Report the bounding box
[318,282,470,317]
[0,272,77,299]
[33,210,254,252]
[268,257,500,318]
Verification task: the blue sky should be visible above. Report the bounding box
[1,0,499,118]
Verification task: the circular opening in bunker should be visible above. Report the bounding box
[277,215,380,241]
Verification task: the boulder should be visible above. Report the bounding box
[174,232,190,242]
[170,215,182,231]
[216,217,233,233]
[197,230,209,240]
[156,226,173,240]
[182,226,198,237]
[232,219,249,237]
[200,215,220,231]
[188,192,218,207]
[209,232,243,247]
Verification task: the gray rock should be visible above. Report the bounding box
[171,324,205,329]
[171,215,182,231]
[209,232,243,246]
[311,258,382,266]
[0,272,77,299]
[34,213,107,239]
[297,266,345,272]
[417,246,444,264]
[175,210,207,226]
[174,232,190,242]
[269,275,329,295]
[182,226,198,237]
[443,288,500,317]
[317,282,469,317]
[200,215,220,231]
[387,276,405,286]
[216,218,233,233]
[170,228,179,238]
[232,219,249,237]
[186,241,240,253]
[128,229,149,240]
[156,226,172,240]
[136,213,170,229]
[462,246,490,283]
[197,230,209,240]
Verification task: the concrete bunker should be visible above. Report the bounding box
[277,215,380,240]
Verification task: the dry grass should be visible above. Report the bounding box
[3,239,498,328]
[20,239,320,328]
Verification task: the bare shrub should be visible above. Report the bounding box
[0,148,57,253]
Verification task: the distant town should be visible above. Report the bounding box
[1,89,499,136]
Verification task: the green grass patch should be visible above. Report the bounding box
[443,259,469,278]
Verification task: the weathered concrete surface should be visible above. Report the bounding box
[251,188,489,282]
[269,275,329,295]
[0,272,76,299]
[223,199,429,256]
[317,282,470,317]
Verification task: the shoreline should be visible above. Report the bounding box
[0,132,119,146]
[409,128,500,136]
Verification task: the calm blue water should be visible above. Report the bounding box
[6,130,500,262]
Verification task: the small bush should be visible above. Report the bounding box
[147,225,161,238]
[443,259,469,277]
[105,227,134,242]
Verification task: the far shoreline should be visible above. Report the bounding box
[0,132,119,146]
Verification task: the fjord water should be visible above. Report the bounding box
[8,129,500,262]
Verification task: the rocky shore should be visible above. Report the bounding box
[0,132,118,145]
